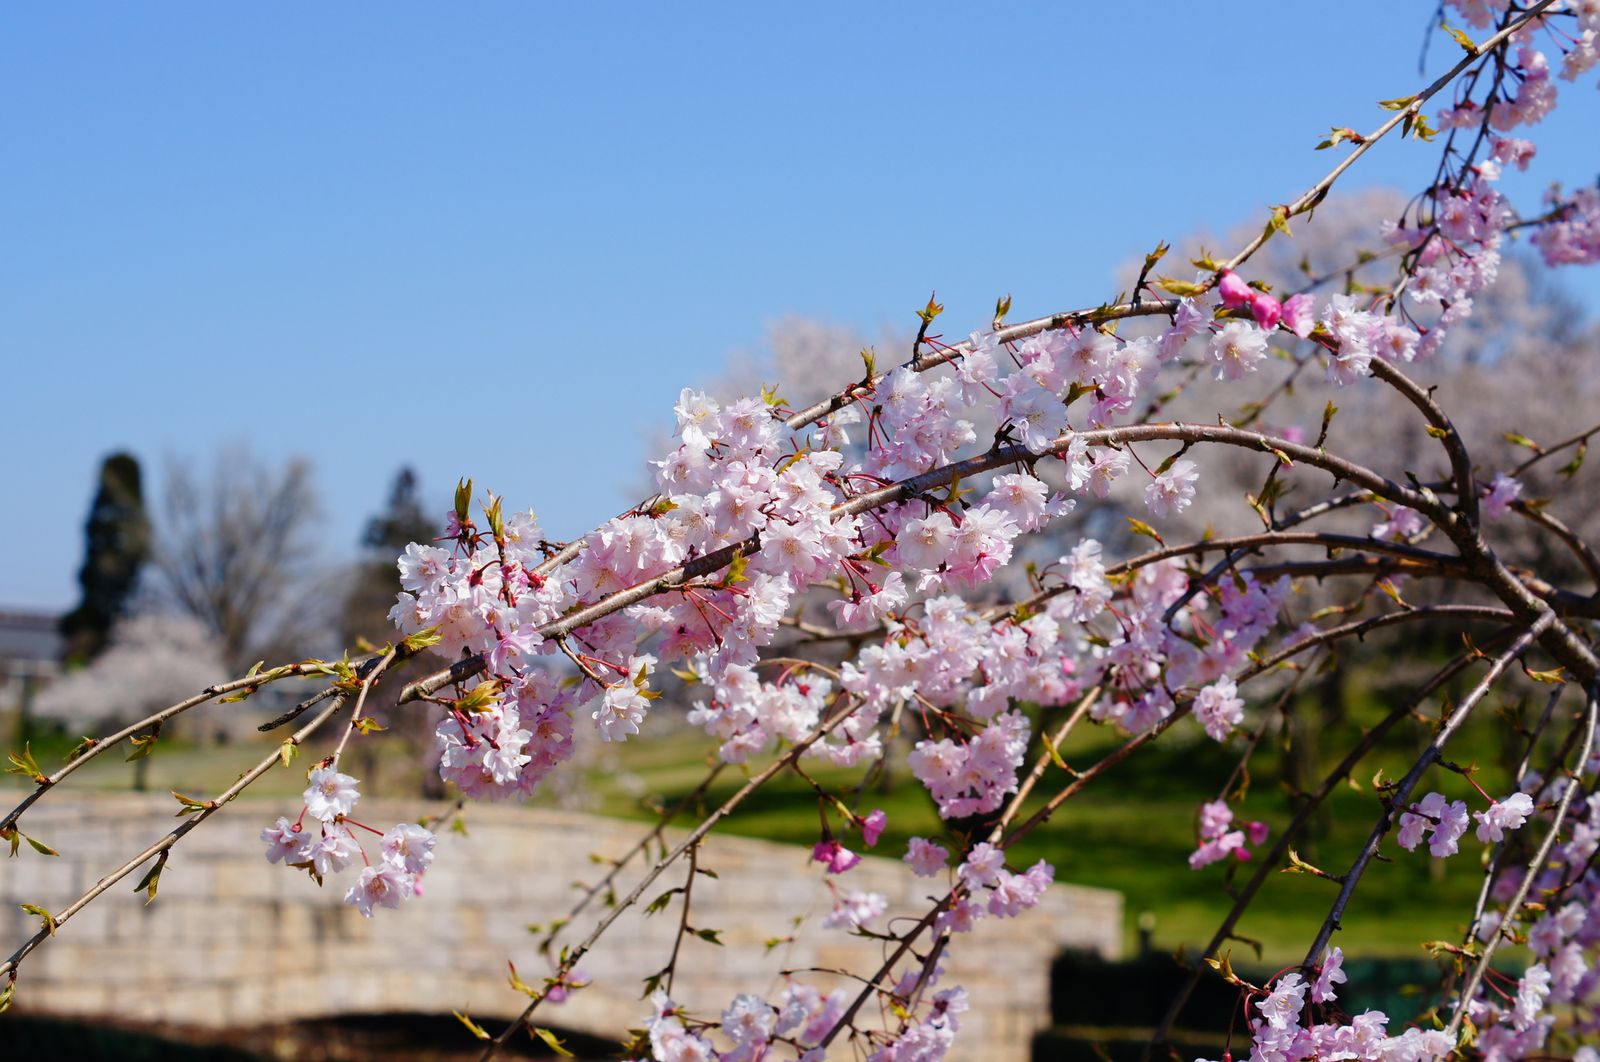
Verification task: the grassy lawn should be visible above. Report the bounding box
[2,727,309,800]
[582,665,1539,965]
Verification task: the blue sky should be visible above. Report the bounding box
[5,2,1598,610]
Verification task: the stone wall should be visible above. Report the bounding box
[0,794,1121,1061]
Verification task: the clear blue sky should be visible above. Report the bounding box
[4,3,1598,610]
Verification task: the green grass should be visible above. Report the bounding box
[2,726,308,800]
[581,667,1543,965]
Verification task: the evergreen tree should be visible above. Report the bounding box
[342,467,434,647]
[60,452,151,663]
[341,467,442,795]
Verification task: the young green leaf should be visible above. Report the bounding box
[1440,22,1478,55]
[400,626,444,653]
[170,791,214,817]
[6,745,45,784]
[531,1027,575,1057]
[24,833,59,858]
[1560,441,1587,479]
[1156,277,1206,297]
[20,903,57,935]
[1126,517,1165,546]
[133,851,168,904]
[453,1010,491,1040]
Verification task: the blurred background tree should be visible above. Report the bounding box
[149,448,324,670]
[59,453,151,666]
[34,613,229,790]
[339,466,447,796]
[341,466,433,651]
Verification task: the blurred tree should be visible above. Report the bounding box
[342,466,445,796]
[60,453,151,665]
[151,449,321,669]
[34,613,230,790]
[341,466,434,651]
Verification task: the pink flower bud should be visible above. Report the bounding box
[1247,820,1270,846]
[1217,269,1254,309]
[1281,293,1315,338]
[1250,293,1282,331]
[862,808,888,848]
[812,839,861,874]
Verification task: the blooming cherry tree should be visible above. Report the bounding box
[9,3,1600,1060]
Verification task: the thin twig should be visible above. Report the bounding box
[1298,616,1551,969]
[0,692,348,982]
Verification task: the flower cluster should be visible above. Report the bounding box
[642,973,968,1062]
[1458,765,1600,1054]
[1396,792,1471,858]
[1397,788,1536,860]
[1188,799,1269,870]
[260,767,436,916]
[954,842,1054,920]
[1534,185,1600,268]
[1228,952,1458,1062]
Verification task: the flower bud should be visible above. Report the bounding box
[1217,269,1253,308]
[1250,293,1282,331]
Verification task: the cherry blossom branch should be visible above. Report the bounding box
[1241,605,1516,676]
[1444,683,1598,1039]
[1445,685,1567,1001]
[1297,614,1553,970]
[1509,420,1600,478]
[257,639,429,734]
[255,685,341,733]
[1113,531,1462,576]
[328,649,397,770]
[818,657,1313,1051]
[1233,554,1600,622]
[1508,500,1600,588]
[780,528,1478,650]
[1218,0,1560,277]
[1367,358,1480,525]
[815,894,953,1052]
[1142,638,1514,1060]
[476,695,866,1060]
[1,663,322,835]
[1004,706,1190,849]
[0,691,348,982]
[548,761,729,944]
[989,685,1103,840]
[519,5,1556,606]
[810,693,1116,1052]
[399,420,1440,712]
[660,843,701,997]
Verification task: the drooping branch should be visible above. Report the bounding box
[1142,638,1516,1060]
[0,691,348,981]
[1443,684,1598,1038]
[1298,615,1553,970]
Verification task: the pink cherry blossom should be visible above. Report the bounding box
[904,837,950,878]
